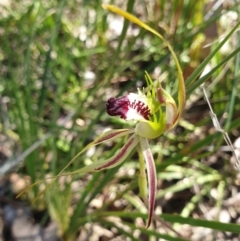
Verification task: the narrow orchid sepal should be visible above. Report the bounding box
[58,129,133,175]
[139,137,157,228]
[27,129,134,203]
[70,134,139,174]
[102,4,185,126]
[89,129,134,147]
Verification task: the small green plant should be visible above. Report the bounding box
[2,1,240,240]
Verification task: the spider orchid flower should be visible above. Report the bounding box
[40,4,185,228]
[63,67,184,228]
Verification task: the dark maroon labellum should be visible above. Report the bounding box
[106,95,151,120]
[130,99,150,120]
[106,96,129,119]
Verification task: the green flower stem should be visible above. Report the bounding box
[138,144,147,200]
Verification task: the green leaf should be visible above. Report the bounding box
[161,214,240,233]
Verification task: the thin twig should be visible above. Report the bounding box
[201,85,240,170]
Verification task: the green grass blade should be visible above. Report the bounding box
[185,21,240,89]
[161,214,240,234]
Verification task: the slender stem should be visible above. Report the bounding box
[137,144,148,200]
